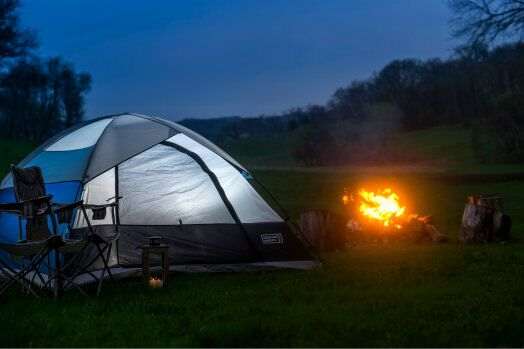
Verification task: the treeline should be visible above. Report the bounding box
[186,0,524,166]
[329,43,524,130]
[0,0,91,142]
[191,42,524,165]
[316,42,524,164]
[195,43,524,166]
[180,115,291,142]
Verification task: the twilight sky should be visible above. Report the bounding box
[21,0,455,120]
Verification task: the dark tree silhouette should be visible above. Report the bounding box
[0,58,91,141]
[449,0,524,45]
[0,0,35,67]
[0,0,91,141]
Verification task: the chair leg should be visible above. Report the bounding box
[98,242,114,281]
[95,242,114,296]
[96,265,106,296]
[60,241,113,295]
[61,274,88,297]
[29,262,48,290]
[42,248,91,297]
[0,276,39,298]
[0,261,16,284]
[53,252,61,299]
[0,253,46,298]
[0,267,20,296]
[21,250,51,297]
[63,257,100,289]
[0,261,25,289]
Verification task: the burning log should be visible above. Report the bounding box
[343,187,447,243]
[298,210,347,251]
[460,195,511,243]
[346,214,447,243]
[424,222,447,243]
[405,215,447,243]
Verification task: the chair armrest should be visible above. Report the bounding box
[53,200,118,212]
[105,195,123,203]
[19,195,53,206]
[52,200,84,212]
[67,195,121,210]
[83,202,118,209]
[16,195,54,217]
[0,202,23,215]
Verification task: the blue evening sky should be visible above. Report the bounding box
[21,1,454,120]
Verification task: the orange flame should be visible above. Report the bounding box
[358,188,406,229]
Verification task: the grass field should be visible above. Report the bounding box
[2,134,524,347]
[222,125,524,174]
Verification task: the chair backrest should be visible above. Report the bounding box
[11,165,51,241]
[11,165,47,202]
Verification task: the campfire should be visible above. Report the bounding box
[298,186,447,252]
[357,188,406,229]
[343,187,446,242]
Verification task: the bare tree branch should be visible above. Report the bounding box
[449,0,524,45]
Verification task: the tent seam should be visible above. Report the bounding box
[81,118,116,183]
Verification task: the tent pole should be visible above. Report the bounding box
[160,141,263,262]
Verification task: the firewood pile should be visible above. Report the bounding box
[298,209,447,252]
[460,194,511,243]
[346,214,447,243]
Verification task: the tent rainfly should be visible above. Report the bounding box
[0,113,315,277]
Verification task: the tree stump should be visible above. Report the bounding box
[298,210,347,251]
[460,195,511,243]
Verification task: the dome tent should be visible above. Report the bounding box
[0,113,315,276]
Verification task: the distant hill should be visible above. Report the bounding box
[216,124,493,171]
[178,115,479,169]
[1,124,524,177]
[179,116,243,142]
[179,114,295,142]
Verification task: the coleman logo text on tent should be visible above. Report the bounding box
[260,233,284,245]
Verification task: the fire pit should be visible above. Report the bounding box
[343,187,447,243]
[298,186,447,252]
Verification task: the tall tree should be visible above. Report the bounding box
[0,1,91,141]
[0,0,35,67]
[449,0,524,45]
[0,57,91,141]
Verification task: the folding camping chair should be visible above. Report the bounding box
[53,197,120,296]
[0,166,74,298]
[0,165,121,297]
[0,165,119,298]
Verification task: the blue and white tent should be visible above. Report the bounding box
[0,113,314,274]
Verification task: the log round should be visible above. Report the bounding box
[298,210,347,251]
[460,195,511,243]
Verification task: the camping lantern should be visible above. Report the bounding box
[149,276,163,288]
[140,236,169,288]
